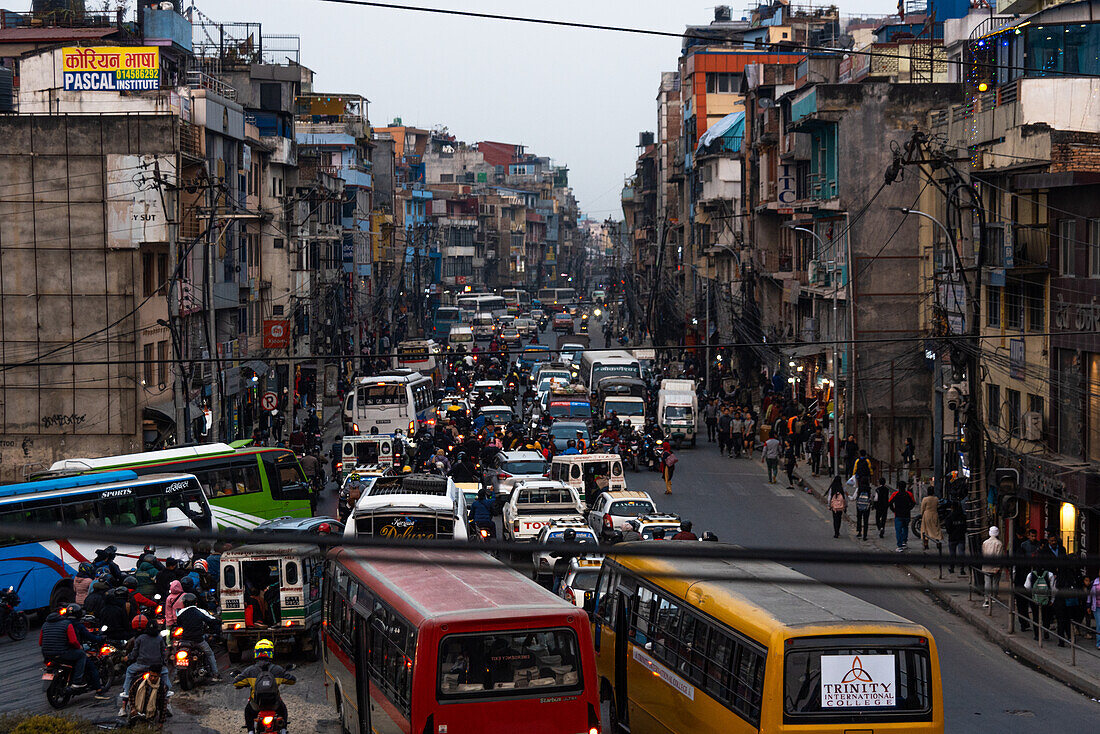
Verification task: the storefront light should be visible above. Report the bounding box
[1060,502,1077,552]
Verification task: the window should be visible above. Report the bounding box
[627,581,765,726]
[1029,393,1044,420]
[1005,281,1023,330]
[1090,220,1100,278]
[1007,388,1021,437]
[1025,280,1044,332]
[987,384,1000,428]
[285,561,298,586]
[143,253,156,297]
[986,286,1001,328]
[274,237,284,250]
[157,340,168,388]
[1059,219,1076,276]
[706,72,740,94]
[197,462,264,499]
[143,343,155,386]
[438,628,578,701]
[783,639,933,721]
[372,602,417,714]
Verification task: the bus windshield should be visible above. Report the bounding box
[605,399,644,416]
[784,639,933,719]
[438,628,582,698]
[359,385,405,405]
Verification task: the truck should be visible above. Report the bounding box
[658,379,698,448]
[501,479,585,542]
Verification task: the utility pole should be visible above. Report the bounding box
[155,157,189,445]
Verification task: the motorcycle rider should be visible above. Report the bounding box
[118,614,173,716]
[450,452,482,483]
[99,587,132,641]
[123,575,158,612]
[39,602,110,699]
[551,528,579,594]
[175,593,222,682]
[92,546,123,585]
[467,488,497,539]
[233,639,296,734]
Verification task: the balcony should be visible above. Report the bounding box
[186,70,237,101]
[1013,224,1050,268]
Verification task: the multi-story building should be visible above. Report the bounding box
[927,0,1100,555]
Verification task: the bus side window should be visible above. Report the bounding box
[100,496,140,527]
[631,586,654,645]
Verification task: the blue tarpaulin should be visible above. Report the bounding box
[696,111,744,155]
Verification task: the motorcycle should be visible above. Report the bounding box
[0,586,28,641]
[231,664,296,734]
[173,628,216,691]
[88,638,124,689]
[42,657,94,709]
[621,437,640,472]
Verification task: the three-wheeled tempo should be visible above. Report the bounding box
[219,544,325,662]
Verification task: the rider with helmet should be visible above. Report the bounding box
[175,593,221,682]
[467,488,497,539]
[39,603,110,698]
[233,639,297,734]
[73,562,96,605]
[118,614,172,715]
[123,575,158,611]
[550,529,580,593]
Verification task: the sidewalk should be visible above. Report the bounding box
[790,466,1100,699]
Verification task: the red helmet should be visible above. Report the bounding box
[131,614,150,631]
[317,523,332,534]
[193,559,209,573]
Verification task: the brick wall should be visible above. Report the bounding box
[1050,130,1100,173]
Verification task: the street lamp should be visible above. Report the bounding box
[784,222,841,473]
[889,207,958,275]
[889,205,956,487]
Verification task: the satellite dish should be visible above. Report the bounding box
[758,98,776,108]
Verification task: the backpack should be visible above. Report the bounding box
[829,493,847,511]
[664,453,678,467]
[253,666,280,706]
[1032,573,1053,606]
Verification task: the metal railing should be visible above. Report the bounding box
[967,572,1100,667]
[186,70,238,101]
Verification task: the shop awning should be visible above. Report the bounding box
[144,398,205,424]
[782,344,827,359]
[241,360,269,375]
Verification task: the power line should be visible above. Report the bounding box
[313,0,1100,80]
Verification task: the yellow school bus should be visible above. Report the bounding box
[588,545,944,733]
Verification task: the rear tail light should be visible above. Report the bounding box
[176,650,188,661]
[603,514,613,529]
[497,472,511,480]
[262,716,274,727]
[352,423,360,434]
[513,520,520,533]
[335,461,343,472]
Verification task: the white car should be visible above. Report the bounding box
[635,513,683,540]
[489,450,550,498]
[557,556,604,607]
[558,343,586,365]
[588,490,658,541]
[530,519,599,579]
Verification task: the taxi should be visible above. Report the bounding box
[558,555,603,607]
[530,518,599,580]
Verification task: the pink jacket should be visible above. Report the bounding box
[165,580,185,626]
[1089,578,1100,613]
[72,576,93,605]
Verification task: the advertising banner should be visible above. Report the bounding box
[62,47,161,91]
[820,654,896,708]
[263,320,291,350]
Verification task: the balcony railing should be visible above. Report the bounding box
[186,70,238,101]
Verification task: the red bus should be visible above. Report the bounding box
[322,546,602,734]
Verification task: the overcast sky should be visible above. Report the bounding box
[206,0,900,218]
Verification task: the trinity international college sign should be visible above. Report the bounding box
[61,47,161,92]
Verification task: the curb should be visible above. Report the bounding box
[795,469,1100,699]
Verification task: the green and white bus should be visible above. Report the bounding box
[43,443,313,530]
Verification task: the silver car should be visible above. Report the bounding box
[490,450,550,498]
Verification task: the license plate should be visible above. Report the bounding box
[176,658,189,668]
[41,673,54,681]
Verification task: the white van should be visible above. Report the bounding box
[448,325,474,349]
[472,312,495,340]
[549,453,626,507]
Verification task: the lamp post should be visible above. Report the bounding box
[889,206,957,488]
[786,223,841,474]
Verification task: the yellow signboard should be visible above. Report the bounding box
[61,47,161,92]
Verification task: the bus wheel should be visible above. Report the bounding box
[48,582,74,611]
[600,681,619,733]
[303,628,322,662]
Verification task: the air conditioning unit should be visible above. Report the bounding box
[807,259,820,284]
[1023,411,1042,441]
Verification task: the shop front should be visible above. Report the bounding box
[991,446,1100,557]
